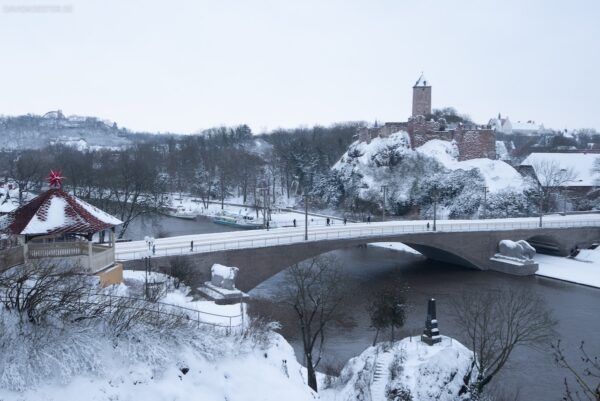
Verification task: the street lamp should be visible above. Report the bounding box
[539,183,544,228]
[482,186,488,219]
[303,193,310,241]
[381,185,388,222]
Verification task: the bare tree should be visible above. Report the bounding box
[451,288,557,397]
[552,340,600,401]
[533,159,577,213]
[281,256,349,392]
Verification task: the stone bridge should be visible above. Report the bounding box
[119,216,600,291]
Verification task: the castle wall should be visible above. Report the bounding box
[454,128,496,161]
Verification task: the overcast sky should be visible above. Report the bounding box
[0,0,598,134]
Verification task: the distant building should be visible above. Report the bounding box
[489,114,551,135]
[520,152,599,190]
[358,74,496,161]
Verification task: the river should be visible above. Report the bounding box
[129,214,600,400]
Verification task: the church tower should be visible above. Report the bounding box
[412,73,432,117]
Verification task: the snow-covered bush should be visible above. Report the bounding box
[485,189,531,218]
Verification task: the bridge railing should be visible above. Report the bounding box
[115,218,600,261]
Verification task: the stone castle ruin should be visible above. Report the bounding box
[358,74,496,161]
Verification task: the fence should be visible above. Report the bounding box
[0,288,244,331]
[116,217,600,261]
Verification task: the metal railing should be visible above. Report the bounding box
[0,289,244,331]
[116,217,600,261]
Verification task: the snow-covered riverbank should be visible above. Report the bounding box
[535,249,600,288]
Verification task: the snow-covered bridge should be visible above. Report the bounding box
[117,214,600,290]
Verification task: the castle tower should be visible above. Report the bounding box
[412,73,432,117]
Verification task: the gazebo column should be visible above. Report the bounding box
[88,234,93,272]
[110,228,116,264]
[22,236,28,262]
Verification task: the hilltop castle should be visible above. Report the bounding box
[358,74,496,161]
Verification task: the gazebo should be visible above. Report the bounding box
[0,171,123,286]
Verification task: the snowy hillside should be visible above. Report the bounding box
[0,272,317,401]
[328,131,533,218]
[322,336,475,401]
[415,140,527,193]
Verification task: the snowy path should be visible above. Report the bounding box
[115,214,600,261]
[370,350,393,401]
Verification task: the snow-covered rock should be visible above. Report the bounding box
[330,130,532,218]
[323,336,474,401]
[415,139,526,193]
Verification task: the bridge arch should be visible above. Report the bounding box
[526,234,563,255]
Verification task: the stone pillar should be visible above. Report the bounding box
[421,298,441,345]
[110,227,116,265]
[88,239,93,272]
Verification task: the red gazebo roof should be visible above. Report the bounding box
[0,188,122,236]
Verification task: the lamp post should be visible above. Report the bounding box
[539,183,544,228]
[381,185,388,222]
[432,184,439,232]
[482,186,488,219]
[303,193,310,241]
[144,254,151,300]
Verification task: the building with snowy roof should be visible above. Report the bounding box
[489,114,551,136]
[0,171,123,286]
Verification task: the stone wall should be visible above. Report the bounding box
[453,128,496,161]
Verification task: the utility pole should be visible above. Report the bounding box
[381,185,388,222]
[539,184,544,228]
[482,186,488,219]
[433,185,438,232]
[304,193,309,241]
[433,197,437,232]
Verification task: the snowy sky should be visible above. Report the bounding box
[0,0,599,134]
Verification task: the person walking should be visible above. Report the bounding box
[152,244,156,255]
[367,215,371,224]
[343,217,347,225]
[293,219,296,227]
[266,221,270,230]
[427,222,430,231]
[326,217,330,226]
[190,240,194,252]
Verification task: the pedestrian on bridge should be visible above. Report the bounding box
[326,217,330,226]
[293,219,296,227]
[190,240,194,252]
[427,222,430,230]
[343,217,347,225]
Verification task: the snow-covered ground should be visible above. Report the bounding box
[535,249,600,288]
[121,270,245,326]
[168,193,342,228]
[416,139,527,193]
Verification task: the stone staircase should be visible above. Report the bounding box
[370,350,393,401]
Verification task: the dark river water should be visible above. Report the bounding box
[129,215,600,401]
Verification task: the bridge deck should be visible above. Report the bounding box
[115,214,600,261]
